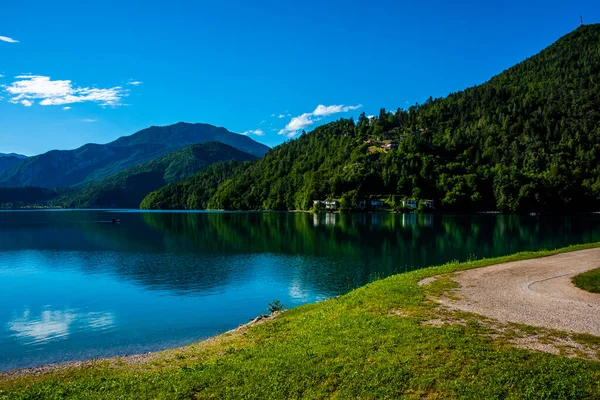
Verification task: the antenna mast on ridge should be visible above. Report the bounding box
[580,15,583,27]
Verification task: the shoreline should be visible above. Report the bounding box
[3,207,600,216]
[0,312,281,380]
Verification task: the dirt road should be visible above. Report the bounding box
[435,248,600,336]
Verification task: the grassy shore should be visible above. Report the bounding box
[573,268,600,294]
[2,243,600,399]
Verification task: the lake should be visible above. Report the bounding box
[1,210,599,371]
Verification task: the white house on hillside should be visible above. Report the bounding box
[402,199,418,209]
[370,200,384,208]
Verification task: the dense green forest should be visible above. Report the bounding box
[147,25,600,212]
[140,160,253,210]
[56,142,256,208]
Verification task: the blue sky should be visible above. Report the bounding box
[1,0,598,156]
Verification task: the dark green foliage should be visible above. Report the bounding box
[267,299,284,314]
[207,25,600,212]
[56,142,256,209]
[339,190,359,212]
[0,122,269,188]
[140,160,252,210]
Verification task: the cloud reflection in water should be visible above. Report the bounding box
[7,309,114,345]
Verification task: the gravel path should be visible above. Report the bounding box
[434,248,600,336]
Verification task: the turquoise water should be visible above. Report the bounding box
[0,210,599,371]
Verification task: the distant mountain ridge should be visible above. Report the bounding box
[0,153,27,159]
[56,141,257,209]
[0,122,269,188]
[0,155,27,175]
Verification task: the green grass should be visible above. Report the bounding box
[1,243,600,399]
[573,267,600,294]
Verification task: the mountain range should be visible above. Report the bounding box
[57,142,257,209]
[3,25,600,213]
[0,122,269,188]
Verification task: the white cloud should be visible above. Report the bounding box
[312,104,362,117]
[278,113,314,136]
[5,75,128,107]
[82,119,97,123]
[0,74,4,78]
[0,36,18,43]
[62,106,71,110]
[278,103,362,138]
[20,99,32,107]
[241,129,264,136]
[127,80,142,86]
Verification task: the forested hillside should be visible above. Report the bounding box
[140,160,253,210]
[201,24,600,212]
[56,142,256,208]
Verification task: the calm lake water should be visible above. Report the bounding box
[0,210,599,371]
